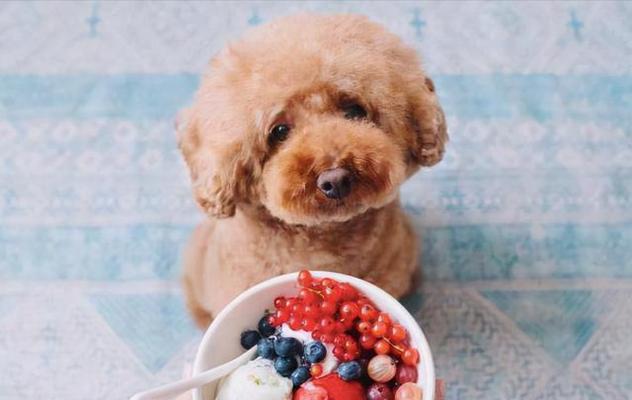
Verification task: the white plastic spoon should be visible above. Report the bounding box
[129,346,257,400]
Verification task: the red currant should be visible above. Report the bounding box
[303,318,315,331]
[299,288,319,305]
[338,283,358,301]
[320,300,337,316]
[288,316,302,330]
[298,270,313,287]
[371,321,388,338]
[377,313,392,325]
[359,333,377,349]
[319,316,335,333]
[321,333,334,343]
[342,352,356,362]
[311,330,322,340]
[275,308,290,324]
[341,318,355,331]
[310,363,323,377]
[334,321,346,334]
[323,286,342,303]
[389,324,407,343]
[333,345,345,359]
[304,304,320,320]
[402,348,419,366]
[344,338,358,353]
[374,339,391,355]
[274,296,287,309]
[268,315,278,327]
[356,321,371,333]
[340,301,360,320]
[321,278,336,288]
[334,334,346,346]
[290,303,305,318]
[359,304,379,322]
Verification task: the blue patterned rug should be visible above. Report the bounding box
[1,1,630,399]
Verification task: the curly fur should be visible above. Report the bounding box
[178,13,447,328]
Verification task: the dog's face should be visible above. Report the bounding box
[178,14,447,226]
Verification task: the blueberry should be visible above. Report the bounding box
[274,356,298,377]
[304,341,326,363]
[291,366,310,387]
[240,330,261,350]
[257,337,276,360]
[274,337,301,357]
[258,315,276,337]
[337,361,362,381]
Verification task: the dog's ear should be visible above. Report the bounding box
[408,77,448,167]
[177,100,252,219]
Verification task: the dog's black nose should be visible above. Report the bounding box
[317,168,353,199]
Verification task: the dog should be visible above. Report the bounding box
[177,13,447,328]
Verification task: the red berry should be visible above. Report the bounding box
[391,344,405,358]
[319,317,335,333]
[338,283,358,301]
[268,315,278,327]
[312,330,322,340]
[389,324,407,343]
[367,382,394,400]
[321,278,336,288]
[344,338,359,353]
[275,308,290,324]
[304,304,320,319]
[321,333,334,343]
[333,345,345,359]
[291,303,305,318]
[299,288,319,305]
[371,321,388,338]
[334,321,346,334]
[342,318,355,330]
[298,270,313,287]
[320,300,337,316]
[302,318,317,331]
[374,339,391,355]
[356,321,371,333]
[323,286,342,303]
[289,316,302,330]
[377,313,392,325]
[340,301,360,320]
[395,364,418,385]
[359,333,377,349]
[334,334,347,346]
[357,297,372,306]
[274,296,287,309]
[310,363,323,377]
[342,352,356,362]
[360,304,379,322]
[402,348,419,366]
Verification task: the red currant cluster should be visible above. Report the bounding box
[269,271,420,367]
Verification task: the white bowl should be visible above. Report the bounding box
[192,271,435,400]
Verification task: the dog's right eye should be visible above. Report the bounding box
[268,124,291,145]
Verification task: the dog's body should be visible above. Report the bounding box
[178,14,446,328]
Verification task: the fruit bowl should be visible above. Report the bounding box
[192,271,435,400]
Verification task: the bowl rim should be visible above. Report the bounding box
[192,271,435,400]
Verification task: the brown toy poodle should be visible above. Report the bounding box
[177,14,447,328]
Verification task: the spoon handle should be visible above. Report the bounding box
[130,347,257,400]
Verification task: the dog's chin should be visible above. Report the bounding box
[263,190,399,227]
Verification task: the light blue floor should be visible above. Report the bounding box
[1,1,631,399]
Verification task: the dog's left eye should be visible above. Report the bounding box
[342,103,367,120]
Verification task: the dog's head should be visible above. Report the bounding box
[178,14,447,226]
